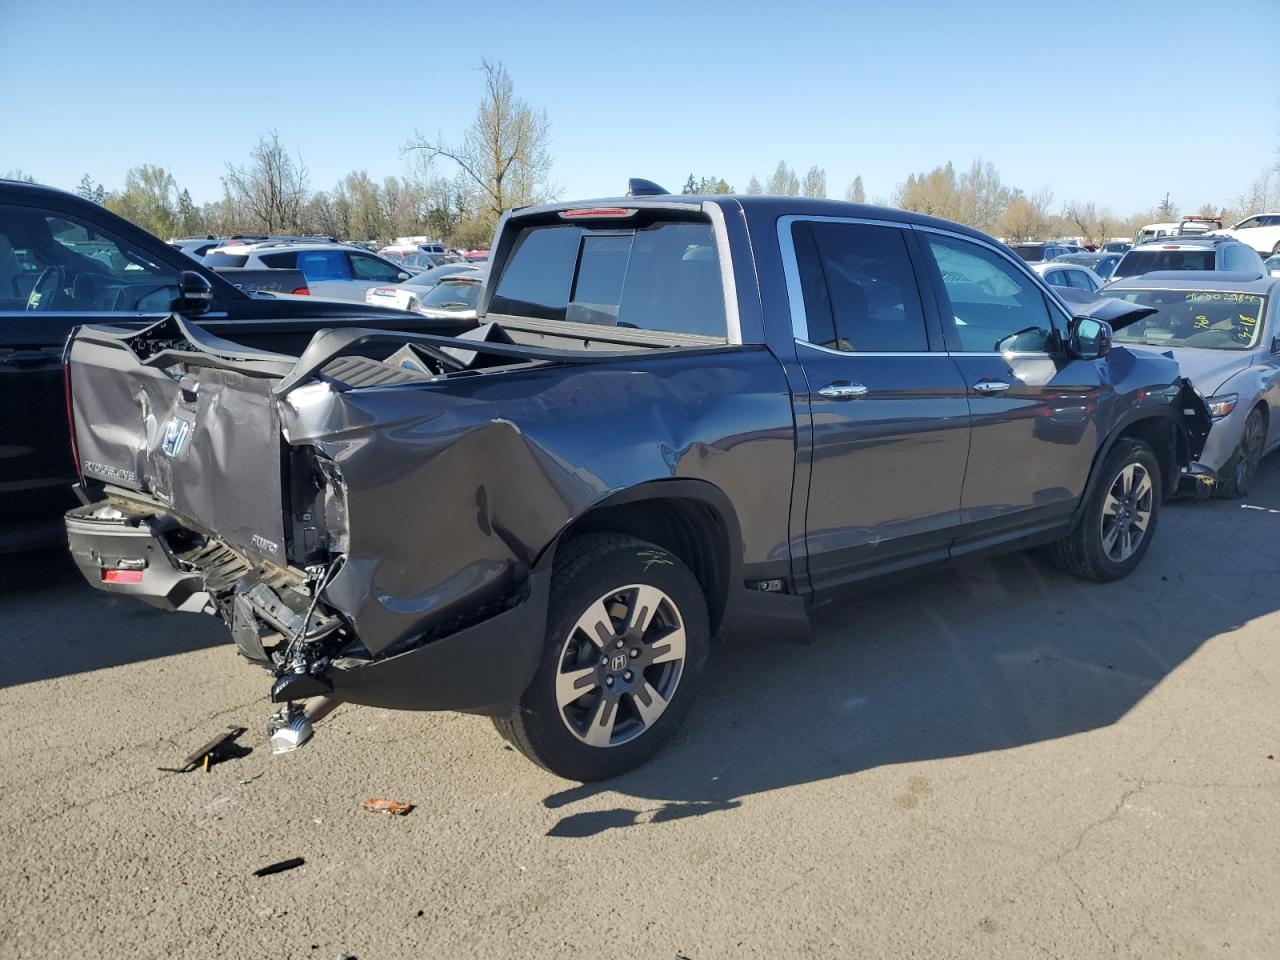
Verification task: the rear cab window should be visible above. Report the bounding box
[488,213,728,340]
[1114,249,1215,278]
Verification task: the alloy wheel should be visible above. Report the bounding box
[553,584,687,748]
[1100,462,1153,563]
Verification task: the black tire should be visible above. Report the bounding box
[1216,406,1266,500]
[1051,438,1163,582]
[493,532,710,781]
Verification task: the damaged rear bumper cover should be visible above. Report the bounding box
[65,500,550,715]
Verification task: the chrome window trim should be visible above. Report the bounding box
[701,200,742,345]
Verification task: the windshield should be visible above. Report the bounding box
[420,280,481,310]
[1010,244,1047,262]
[1113,248,1215,279]
[1111,289,1265,350]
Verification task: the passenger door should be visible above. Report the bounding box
[784,218,971,590]
[0,203,182,535]
[917,231,1104,550]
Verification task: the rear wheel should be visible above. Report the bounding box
[1216,407,1266,499]
[493,533,709,781]
[1051,438,1162,582]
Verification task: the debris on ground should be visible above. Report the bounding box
[360,799,414,816]
[253,857,305,877]
[158,726,250,774]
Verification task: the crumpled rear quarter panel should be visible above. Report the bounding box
[282,347,795,655]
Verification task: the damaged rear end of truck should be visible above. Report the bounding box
[65,315,601,714]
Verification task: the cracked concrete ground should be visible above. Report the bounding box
[2,459,1278,959]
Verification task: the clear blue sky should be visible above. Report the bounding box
[3,0,1277,214]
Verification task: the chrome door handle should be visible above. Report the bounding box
[818,381,869,400]
[972,379,1011,394]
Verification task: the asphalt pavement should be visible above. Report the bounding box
[2,461,1278,959]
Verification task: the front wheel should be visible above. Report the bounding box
[1216,406,1266,499]
[493,533,709,781]
[1051,438,1162,582]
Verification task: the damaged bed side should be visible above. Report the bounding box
[64,313,801,717]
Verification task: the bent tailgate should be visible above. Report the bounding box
[68,316,296,565]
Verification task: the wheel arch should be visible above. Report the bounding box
[540,479,743,638]
[1074,409,1186,525]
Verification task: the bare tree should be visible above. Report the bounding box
[1065,200,1099,244]
[846,175,866,204]
[765,161,800,196]
[407,60,555,225]
[222,131,309,233]
[997,188,1054,242]
[801,166,826,198]
[745,175,763,195]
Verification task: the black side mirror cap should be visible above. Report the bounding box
[1069,316,1113,360]
[173,270,214,315]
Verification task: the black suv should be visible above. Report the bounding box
[0,180,472,550]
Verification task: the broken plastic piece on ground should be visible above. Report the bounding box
[360,799,415,816]
[253,857,305,877]
[158,726,250,773]
[268,702,313,755]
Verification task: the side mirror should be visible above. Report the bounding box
[397,272,411,281]
[173,270,213,315]
[1070,316,1112,360]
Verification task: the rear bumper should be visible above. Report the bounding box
[65,504,208,612]
[64,500,548,714]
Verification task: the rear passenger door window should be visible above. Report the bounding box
[923,234,1058,353]
[293,250,352,282]
[791,220,929,351]
[350,253,403,281]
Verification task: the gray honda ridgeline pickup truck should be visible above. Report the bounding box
[65,194,1210,780]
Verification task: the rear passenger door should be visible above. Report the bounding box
[917,231,1104,548]
[782,217,972,590]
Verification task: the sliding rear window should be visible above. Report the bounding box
[489,219,727,338]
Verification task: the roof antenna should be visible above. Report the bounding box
[627,178,668,197]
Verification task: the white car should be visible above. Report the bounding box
[364,263,483,312]
[1031,261,1104,292]
[1265,254,1280,278]
[1217,213,1280,257]
[366,271,485,319]
[205,242,413,302]
[1135,221,1180,244]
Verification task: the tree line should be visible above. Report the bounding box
[680,157,1280,244]
[11,62,1279,249]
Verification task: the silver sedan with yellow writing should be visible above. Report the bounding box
[1105,272,1280,498]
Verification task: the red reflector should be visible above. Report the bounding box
[559,207,638,219]
[1162,245,1179,249]
[292,287,310,295]
[103,568,144,584]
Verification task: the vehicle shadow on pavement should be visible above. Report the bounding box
[0,546,228,689]
[543,457,1280,837]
